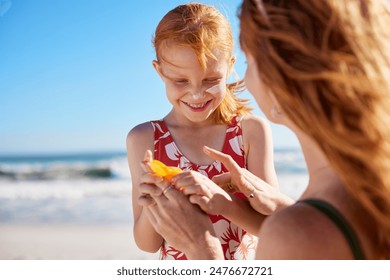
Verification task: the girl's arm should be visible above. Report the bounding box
[126,122,163,253]
[241,115,279,189]
[242,115,294,211]
[241,115,279,188]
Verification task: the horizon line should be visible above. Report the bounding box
[0,146,302,158]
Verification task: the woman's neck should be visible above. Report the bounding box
[295,130,343,197]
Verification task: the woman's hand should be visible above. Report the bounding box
[138,150,224,259]
[171,170,233,216]
[147,182,224,259]
[203,146,294,215]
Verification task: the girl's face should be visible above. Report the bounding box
[153,44,231,124]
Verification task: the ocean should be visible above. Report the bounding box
[0,149,308,225]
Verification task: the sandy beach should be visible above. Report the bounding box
[0,224,158,260]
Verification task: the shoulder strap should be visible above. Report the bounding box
[150,120,172,161]
[228,115,243,127]
[299,199,366,260]
[222,115,245,168]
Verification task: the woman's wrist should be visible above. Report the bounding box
[277,193,295,209]
[245,188,294,215]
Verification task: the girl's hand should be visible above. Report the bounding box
[137,150,166,207]
[203,146,294,215]
[171,170,233,216]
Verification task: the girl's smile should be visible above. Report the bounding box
[182,100,212,111]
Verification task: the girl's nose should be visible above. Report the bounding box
[191,91,206,100]
[190,84,205,100]
[189,84,224,100]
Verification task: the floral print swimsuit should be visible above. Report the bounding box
[151,116,258,260]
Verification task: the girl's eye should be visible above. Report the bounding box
[174,80,188,84]
[204,78,221,84]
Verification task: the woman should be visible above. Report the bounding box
[139,0,390,259]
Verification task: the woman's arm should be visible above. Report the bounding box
[203,116,293,225]
[204,145,294,217]
[172,170,266,235]
[126,122,163,252]
[220,115,280,233]
[170,116,291,235]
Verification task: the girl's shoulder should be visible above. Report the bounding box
[240,115,271,135]
[126,121,154,147]
[257,202,357,259]
[239,115,272,147]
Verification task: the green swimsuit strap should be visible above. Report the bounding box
[298,198,366,260]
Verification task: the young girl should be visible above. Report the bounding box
[126,3,278,260]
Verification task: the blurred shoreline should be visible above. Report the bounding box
[0,149,308,260]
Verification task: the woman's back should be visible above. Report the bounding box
[256,172,380,259]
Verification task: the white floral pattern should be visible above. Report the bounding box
[229,135,244,156]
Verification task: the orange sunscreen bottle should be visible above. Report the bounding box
[149,160,182,182]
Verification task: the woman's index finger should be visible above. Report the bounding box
[203,146,241,174]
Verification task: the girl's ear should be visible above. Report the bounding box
[152,60,165,80]
[227,56,236,75]
[230,56,236,66]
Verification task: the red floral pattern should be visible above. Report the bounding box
[151,116,258,260]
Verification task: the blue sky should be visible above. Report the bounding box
[0,0,299,155]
